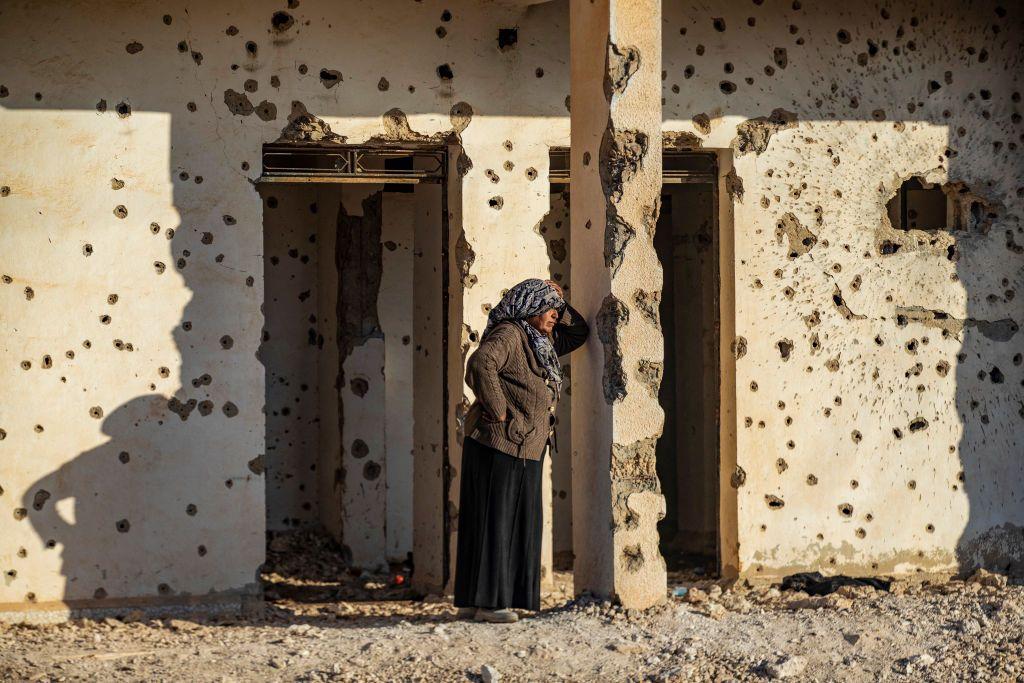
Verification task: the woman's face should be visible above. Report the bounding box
[526,308,559,335]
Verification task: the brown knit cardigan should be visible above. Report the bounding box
[464,304,589,461]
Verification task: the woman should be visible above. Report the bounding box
[454,278,590,623]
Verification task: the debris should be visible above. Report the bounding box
[762,654,807,679]
[967,568,1008,589]
[481,664,499,682]
[893,653,935,675]
[781,572,891,596]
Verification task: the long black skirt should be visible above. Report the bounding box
[453,437,544,611]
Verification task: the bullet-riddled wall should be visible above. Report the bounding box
[659,0,1023,578]
[1,0,1022,617]
[0,0,570,612]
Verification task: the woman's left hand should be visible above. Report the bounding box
[544,279,564,299]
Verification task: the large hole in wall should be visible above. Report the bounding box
[258,151,448,599]
[653,154,721,577]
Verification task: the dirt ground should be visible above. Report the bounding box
[3,530,1023,682]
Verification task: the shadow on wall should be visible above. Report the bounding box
[21,395,264,605]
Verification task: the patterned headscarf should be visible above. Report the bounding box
[483,278,566,389]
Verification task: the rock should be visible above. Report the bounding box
[893,653,935,675]
[481,664,499,683]
[842,632,861,646]
[764,655,807,679]
[269,657,287,669]
[967,568,1008,589]
[703,603,728,620]
[684,588,708,604]
[609,640,645,654]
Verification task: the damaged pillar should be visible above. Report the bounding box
[569,0,666,609]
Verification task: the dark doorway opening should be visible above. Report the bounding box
[653,152,721,578]
[257,144,453,603]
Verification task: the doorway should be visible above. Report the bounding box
[257,144,453,600]
[653,152,721,576]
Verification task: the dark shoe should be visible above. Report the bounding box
[456,607,477,619]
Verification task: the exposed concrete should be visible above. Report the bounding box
[570,0,666,609]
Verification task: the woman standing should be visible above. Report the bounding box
[454,278,590,623]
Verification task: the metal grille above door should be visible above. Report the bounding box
[259,144,447,184]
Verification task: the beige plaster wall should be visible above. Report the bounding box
[660,0,1023,578]
[0,0,570,611]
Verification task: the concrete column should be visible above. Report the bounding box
[569,0,666,609]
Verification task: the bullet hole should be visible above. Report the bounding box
[20,360,31,370]
[990,366,1004,384]
[0,86,7,98]
[88,406,104,419]
[34,425,43,433]
[851,430,862,443]
[198,400,213,416]
[732,336,748,359]
[32,490,50,510]
[0,274,9,283]
[712,17,726,32]
[777,338,794,360]
[116,519,130,533]
[82,340,91,349]
[893,427,904,439]
[498,27,518,51]
[158,366,170,378]
[13,508,27,520]
[0,429,5,440]
[298,64,308,74]
[836,29,851,44]
[719,81,737,94]
[113,205,128,219]
[435,26,447,39]
[905,339,918,354]
[909,417,929,432]
[158,583,172,595]
[22,285,36,301]
[928,80,942,94]
[806,474,818,486]
[119,451,130,464]
[535,67,544,78]
[115,101,131,118]
[488,196,503,210]
[245,41,258,57]
[684,65,694,79]
[765,495,785,509]
[126,41,144,54]
[723,62,734,74]
[223,215,236,225]
[246,276,255,287]
[837,503,854,518]
[200,232,214,245]
[34,92,41,101]
[749,381,758,392]
[485,169,499,183]
[350,377,369,397]
[775,458,788,474]
[377,77,389,92]
[186,503,197,516]
[222,401,239,417]
[99,314,111,325]
[437,64,454,80]
[41,355,52,369]
[271,11,294,32]
[198,545,208,556]
[362,458,382,481]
